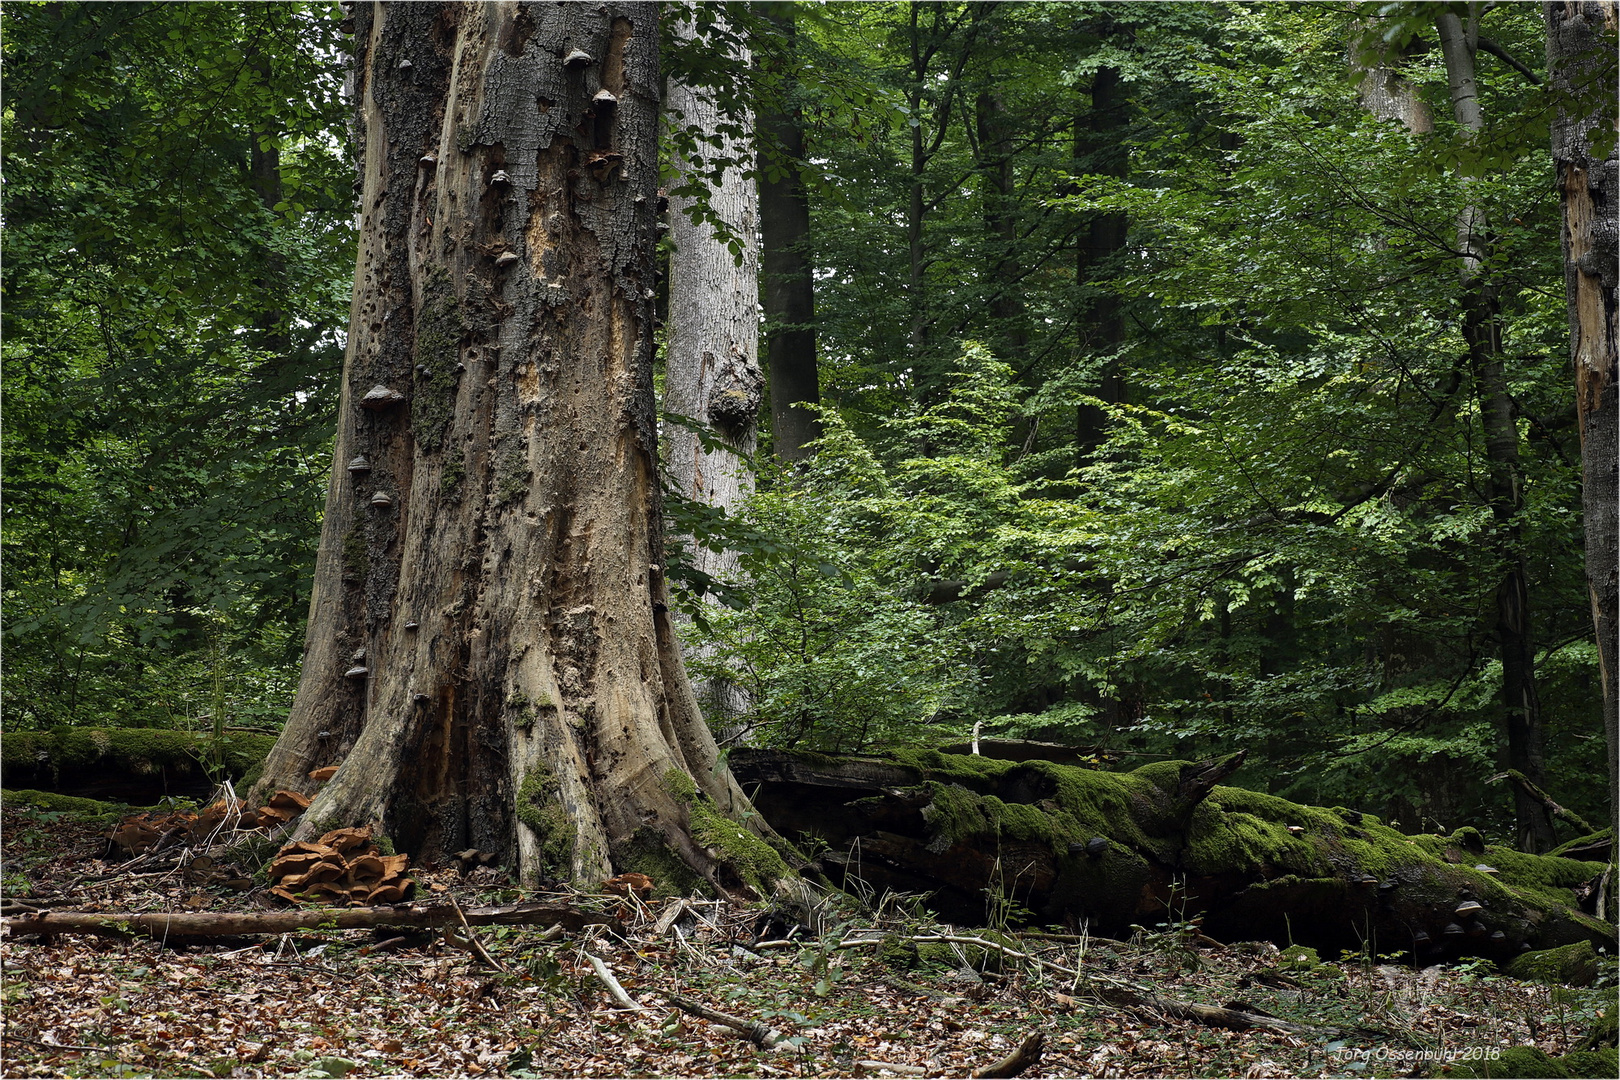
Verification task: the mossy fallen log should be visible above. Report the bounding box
[732,748,1613,964]
[1,728,274,802]
[0,789,129,819]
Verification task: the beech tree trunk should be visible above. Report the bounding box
[1544,0,1619,842]
[756,2,819,462]
[975,90,1027,370]
[1073,65,1128,459]
[663,7,761,724]
[1436,9,1556,852]
[250,1,776,896]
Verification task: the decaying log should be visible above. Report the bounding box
[2,900,609,940]
[732,748,1615,964]
[971,1032,1044,1079]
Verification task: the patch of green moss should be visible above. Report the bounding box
[1506,941,1600,987]
[878,935,921,970]
[2,789,128,819]
[1580,1005,1616,1050]
[495,445,529,505]
[1549,829,1612,859]
[913,929,1018,973]
[516,765,574,876]
[1278,944,1320,972]
[663,768,790,897]
[615,825,710,900]
[439,455,466,502]
[412,264,463,454]
[1439,1045,1618,1079]
[343,523,368,581]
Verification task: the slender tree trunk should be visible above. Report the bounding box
[251,1,778,896]
[756,2,819,462]
[1436,9,1557,852]
[1074,65,1128,459]
[975,90,1026,368]
[663,8,761,724]
[1544,0,1619,841]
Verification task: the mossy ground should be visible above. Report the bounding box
[3,799,1616,1078]
[1,789,128,820]
[1506,941,1600,987]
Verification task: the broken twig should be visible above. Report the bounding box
[665,992,788,1049]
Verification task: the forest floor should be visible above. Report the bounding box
[1,802,1613,1079]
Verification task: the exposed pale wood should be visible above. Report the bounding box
[585,952,649,1013]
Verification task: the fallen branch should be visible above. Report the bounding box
[1093,985,1331,1036]
[855,1060,929,1076]
[1494,770,1597,834]
[584,952,648,1013]
[449,895,506,971]
[665,992,788,1049]
[971,1032,1045,1079]
[2,900,610,940]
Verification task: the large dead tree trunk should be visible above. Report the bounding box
[663,6,760,725]
[732,749,1614,963]
[249,1,784,899]
[1544,0,1619,844]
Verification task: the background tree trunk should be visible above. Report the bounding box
[1073,65,1128,460]
[663,7,761,726]
[251,1,777,896]
[756,2,820,462]
[1436,8,1556,852]
[1544,0,1619,843]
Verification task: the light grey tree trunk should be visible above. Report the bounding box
[663,6,761,727]
[1544,0,1619,843]
[1436,8,1556,852]
[251,1,780,897]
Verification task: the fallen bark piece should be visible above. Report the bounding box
[971,1032,1044,1079]
[2,901,611,940]
[665,992,788,1049]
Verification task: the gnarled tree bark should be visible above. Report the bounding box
[250,1,780,897]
